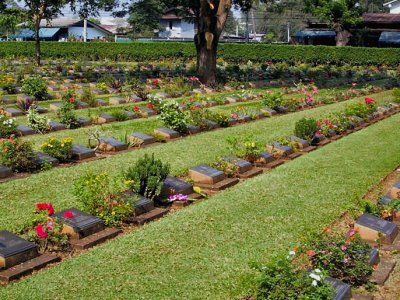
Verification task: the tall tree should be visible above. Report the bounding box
[0,8,26,39]
[127,0,270,84]
[304,0,386,46]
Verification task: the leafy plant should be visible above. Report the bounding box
[73,172,133,226]
[159,100,188,133]
[226,136,262,162]
[212,158,239,178]
[27,106,50,134]
[21,76,48,100]
[80,88,96,107]
[294,117,319,140]
[0,138,36,171]
[0,74,16,93]
[111,110,129,122]
[0,115,16,138]
[262,91,284,108]
[58,91,80,129]
[41,137,73,162]
[124,153,170,200]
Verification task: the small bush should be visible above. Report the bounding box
[40,137,73,162]
[0,75,16,94]
[0,115,17,138]
[21,76,48,100]
[226,136,262,162]
[345,99,376,118]
[80,88,96,107]
[159,100,188,133]
[73,172,133,226]
[124,153,170,200]
[262,91,284,109]
[294,117,318,140]
[27,106,50,134]
[58,91,80,129]
[110,110,129,122]
[0,138,36,171]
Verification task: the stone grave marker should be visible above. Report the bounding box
[256,152,276,164]
[15,125,35,136]
[74,101,89,109]
[154,128,180,139]
[288,136,310,149]
[223,155,252,174]
[203,119,219,129]
[161,176,193,197]
[133,196,155,215]
[236,113,251,122]
[355,213,399,244]
[32,152,59,167]
[71,145,96,160]
[109,97,126,105]
[98,137,128,152]
[3,108,24,117]
[225,95,241,103]
[266,142,294,157]
[274,106,289,113]
[0,166,12,179]
[48,121,66,131]
[96,113,116,124]
[0,231,38,269]
[49,102,62,111]
[95,99,108,107]
[36,106,48,114]
[123,111,137,119]
[378,196,393,206]
[325,277,352,300]
[129,132,156,146]
[140,107,157,117]
[55,208,104,239]
[189,165,225,184]
[17,95,33,103]
[387,181,400,199]
[260,107,277,117]
[155,92,170,99]
[128,95,141,102]
[186,125,201,134]
[0,98,16,104]
[78,117,91,127]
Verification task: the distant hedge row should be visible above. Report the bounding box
[1,41,400,66]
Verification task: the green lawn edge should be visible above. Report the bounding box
[0,109,399,300]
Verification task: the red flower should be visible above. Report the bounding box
[36,203,49,211]
[133,106,140,111]
[316,121,322,126]
[310,81,315,85]
[329,124,333,129]
[35,224,47,239]
[47,203,55,216]
[63,211,74,219]
[307,250,316,257]
[324,119,329,125]
[152,79,159,85]
[147,103,154,110]
[316,130,322,135]
[365,97,375,104]
[69,97,75,103]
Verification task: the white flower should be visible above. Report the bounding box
[288,250,296,256]
[309,273,321,281]
[312,280,318,287]
[314,269,322,274]
[286,250,296,259]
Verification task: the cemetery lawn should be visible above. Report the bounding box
[0,100,399,299]
[0,90,395,233]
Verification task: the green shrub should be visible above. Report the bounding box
[254,257,334,299]
[111,110,129,122]
[262,91,284,108]
[80,88,96,107]
[226,136,262,162]
[159,100,188,133]
[0,115,17,138]
[0,74,16,94]
[124,153,170,200]
[27,107,50,134]
[40,137,73,162]
[207,111,230,127]
[0,138,36,171]
[294,117,318,140]
[21,76,48,100]
[58,91,80,129]
[344,102,375,118]
[73,171,133,226]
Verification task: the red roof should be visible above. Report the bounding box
[363,13,400,23]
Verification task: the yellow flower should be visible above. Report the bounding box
[193,186,202,194]
[61,144,64,147]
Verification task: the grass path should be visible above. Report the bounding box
[0,90,394,232]
[0,103,399,300]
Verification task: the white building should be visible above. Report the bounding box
[384,0,400,14]
[158,8,196,39]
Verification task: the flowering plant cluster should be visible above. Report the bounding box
[0,75,16,94]
[58,90,80,129]
[0,115,16,138]
[168,194,189,203]
[344,98,377,119]
[316,119,335,137]
[298,82,319,105]
[158,100,188,133]
[27,106,50,134]
[0,137,36,171]
[302,231,373,286]
[26,202,69,252]
[226,136,262,162]
[40,137,74,162]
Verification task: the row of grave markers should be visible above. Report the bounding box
[0,105,398,287]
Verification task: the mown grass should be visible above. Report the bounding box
[0,90,393,233]
[0,104,399,300]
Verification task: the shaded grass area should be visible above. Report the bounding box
[0,90,394,233]
[0,107,399,300]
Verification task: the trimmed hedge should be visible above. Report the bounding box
[1,41,400,65]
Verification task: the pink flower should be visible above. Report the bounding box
[316,130,322,135]
[63,211,75,219]
[365,97,375,104]
[35,224,47,239]
[340,245,347,251]
[352,82,357,87]
[47,221,54,231]
[307,250,316,257]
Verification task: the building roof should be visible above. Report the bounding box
[363,13,400,23]
[384,0,400,6]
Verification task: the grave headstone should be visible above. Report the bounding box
[128,95,141,102]
[155,92,170,99]
[129,132,156,146]
[74,101,89,109]
[274,106,289,113]
[98,137,128,152]
[0,98,16,104]
[203,100,217,107]
[78,117,91,127]
[133,196,155,215]
[186,125,201,134]
[0,231,38,269]
[95,99,108,107]
[236,113,252,122]
[355,213,399,244]
[225,96,241,103]
[161,176,193,197]
[378,196,393,206]
[36,106,48,114]
[203,119,219,129]
[140,107,157,117]
[96,113,116,124]
[189,165,225,184]
[48,121,66,131]
[154,128,180,139]
[325,277,352,300]
[369,248,380,266]
[71,144,96,160]
[256,152,276,164]
[55,208,104,239]
[288,136,310,149]
[123,111,137,119]
[17,95,33,103]
[249,111,264,119]
[0,166,12,179]
[223,155,252,174]
[49,102,62,111]
[32,152,59,167]
[3,108,24,117]
[260,107,277,117]
[266,142,294,157]
[109,97,126,105]
[15,125,35,136]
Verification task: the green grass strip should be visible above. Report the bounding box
[0,102,399,299]
[0,90,394,232]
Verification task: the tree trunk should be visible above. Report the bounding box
[34,19,41,66]
[195,0,231,85]
[335,29,351,46]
